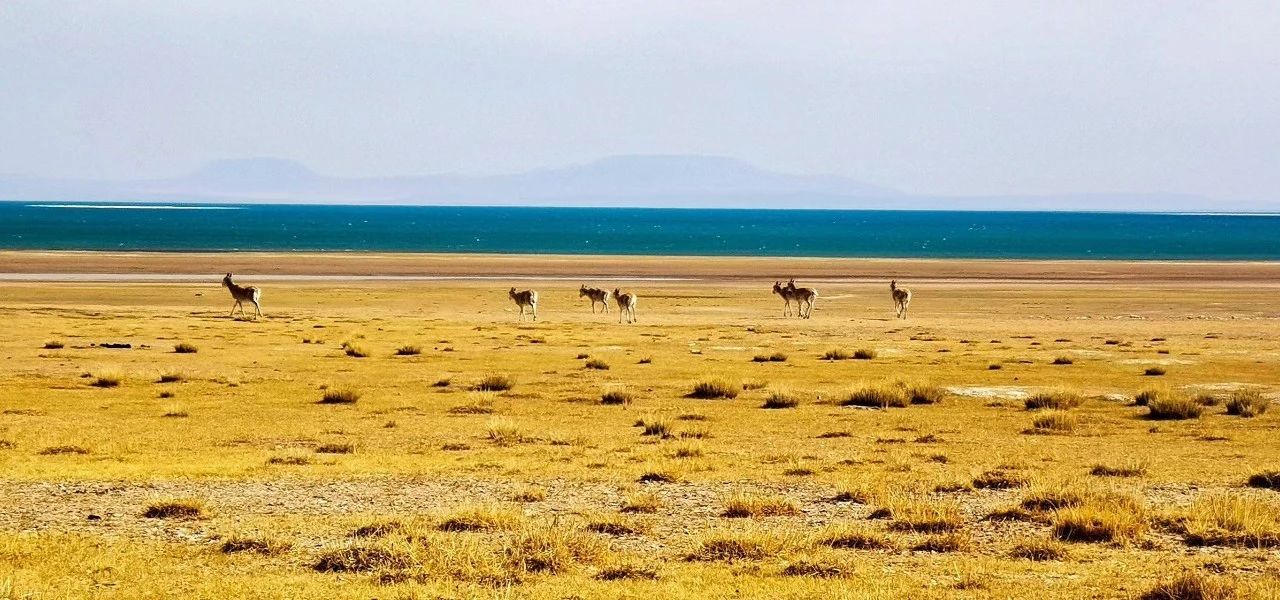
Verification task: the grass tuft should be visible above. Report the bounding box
[315,443,354,454]
[473,374,516,392]
[761,390,800,409]
[1139,573,1241,600]
[1029,411,1077,434]
[816,524,896,550]
[1009,539,1068,561]
[722,494,801,518]
[394,345,421,356]
[908,385,946,405]
[1225,390,1269,417]
[1147,394,1203,420]
[43,340,64,349]
[143,498,206,519]
[843,384,908,408]
[852,348,877,360]
[319,387,360,404]
[689,379,740,399]
[822,348,852,361]
[621,492,662,514]
[584,358,610,370]
[600,389,634,406]
[1144,366,1166,376]
[1024,391,1082,410]
[173,342,198,354]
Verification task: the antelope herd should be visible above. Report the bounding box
[221,275,915,322]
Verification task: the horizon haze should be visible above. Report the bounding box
[2,2,1279,210]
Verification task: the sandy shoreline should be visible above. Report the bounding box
[2,250,1279,282]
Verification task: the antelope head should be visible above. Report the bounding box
[222,273,233,288]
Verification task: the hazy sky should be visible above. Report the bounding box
[2,1,1278,202]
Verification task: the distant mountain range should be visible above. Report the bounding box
[0,155,1264,212]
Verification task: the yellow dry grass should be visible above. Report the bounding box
[0,272,1278,598]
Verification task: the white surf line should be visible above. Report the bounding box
[0,273,704,283]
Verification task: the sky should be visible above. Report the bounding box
[1,1,1278,203]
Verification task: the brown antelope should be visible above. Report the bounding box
[772,281,797,317]
[786,279,818,319]
[221,273,262,319]
[579,285,611,313]
[613,288,637,324]
[890,280,912,319]
[509,288,538,321]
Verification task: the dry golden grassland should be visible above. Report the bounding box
[0,273,1278,598]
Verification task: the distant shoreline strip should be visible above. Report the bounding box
[27,204,241,210]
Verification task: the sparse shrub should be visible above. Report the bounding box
[641,418,672,438]
[90,371,122,388]
[843,384,908,408]
[1030,411,1077,434]
[637,469,681,484]
[320,387,360,404]
[752,352,787,363]
[621,492,662,514]
[1180,495,1280,548]
[722,494,801,518]
[1140,573,1239,600]
[908,385,945,405]
[816,524,895,550]
[221,536,290,555]
[688,530,790,561]
[600,389,634,405]
[1010,539,1067,561]
[637,357,652,364]
[886,498,964,533]
[781,553,855,578]
[394,345,421,356]
[486,418,525,446]
[351,519,408,538]
[313,544,413,573]
[173,342,198,354]
[473,374,515,392]
[342,343,369,358]
[43,340,64,349]
[1225,390,1269,417]
[852,349,877,360]
[584,359,610,370]
[157,371,184,383]
[1051,356,1073,365]
[988,363,1003,370]
[1134,388,1166,407]
[143,498,206,519]
[822,349,852,361]
[38,445,89,455]
[267,453,314,466]
[762,391,800,409]
[668,442,704,458]
[689,379,739,399]
[1144,366,1166,376]
[1247,470,1280,490]
[595,563,660,581]
[1147,395,1203,420]
[973,469,1029,490]
[513,486,547,502]
[1091,462,1146,478]
[1024,391,1082,410]
[585,515,648,536]
[1053,501,1147,543]
[911,533,970,553]
[315,443,354,454]
[437,506,522,532]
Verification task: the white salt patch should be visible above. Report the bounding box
[946,386,1030,400]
